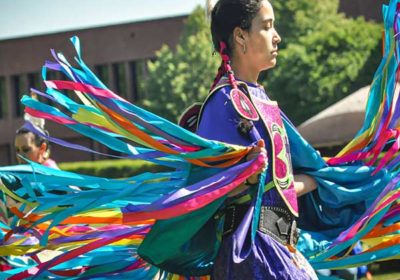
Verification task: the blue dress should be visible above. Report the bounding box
[197,82,317,280]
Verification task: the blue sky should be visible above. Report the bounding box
[0,0,205,40]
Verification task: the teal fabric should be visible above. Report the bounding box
[138,198,224,276]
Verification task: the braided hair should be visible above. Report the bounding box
[210,0,263,90]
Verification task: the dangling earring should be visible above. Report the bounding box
[242,43,247,54]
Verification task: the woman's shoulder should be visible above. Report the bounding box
[43,158,59,169]
[179,85,233,132]
[203,84,232,105]
[199,85,237,120]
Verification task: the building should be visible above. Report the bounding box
[339,0,386,22]
[0,16,186,164]
[297,86,370,156]
[0,0,386,164]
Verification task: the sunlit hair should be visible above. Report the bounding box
[206,0,218,20]
[210,0,262,55]
[210,0,263,90]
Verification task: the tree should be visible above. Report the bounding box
[140,6,219,122]
[143,1,381,125]
[272,0,340,48]
[266,0,381,124]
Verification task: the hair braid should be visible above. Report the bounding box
[210,41,239,91]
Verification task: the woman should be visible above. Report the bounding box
[196,0,317,278]
[0,124,60,272]
[14,126,58,169]
[1,123,58,200]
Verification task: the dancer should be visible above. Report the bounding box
[0,115,61,272]
[140,0,398,278]
[1,115,59,216]
[195,0,317,278]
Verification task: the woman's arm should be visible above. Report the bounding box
[294,174,317,197]
[228,140,267,197]
[230,173,318,198]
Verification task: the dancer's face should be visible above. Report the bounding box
[15,133,46,164]
[237,0,281,71]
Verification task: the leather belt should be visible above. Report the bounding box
[221,204,298,246]
[221,203,249,236]
[258,206,298,246]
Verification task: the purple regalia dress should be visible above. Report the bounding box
[197,81,317,280]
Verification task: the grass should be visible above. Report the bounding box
[58,158,171,178]
[360,261,400,280]
[360,272,400,280]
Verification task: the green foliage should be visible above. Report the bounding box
[267,0,381,124]
[272,0,340,48]
[141,1,381,126]
[59,159,170,179]
[140,6,219,121]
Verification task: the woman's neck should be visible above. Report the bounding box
[231,57,259,85]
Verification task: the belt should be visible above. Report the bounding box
[258,206,299,246]
[221,203,249,236]
[221,204,298,246]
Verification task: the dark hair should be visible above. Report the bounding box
[211,0,263,55]
[210,0,263,90]
[16,127,51,157]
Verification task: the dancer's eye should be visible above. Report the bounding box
[15,146,32,154]
[263,19,274,30]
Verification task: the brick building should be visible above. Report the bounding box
[0,16,185,164]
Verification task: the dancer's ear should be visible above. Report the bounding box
[39,142,49,161]
[233,27,247,49]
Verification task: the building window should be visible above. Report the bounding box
[112,62,127,99]
[0,144,11,165]
[46,71,58,82]
[28,72,43,92]
[0,77,7,119]
[129,59,150,101]
[129,61,139,102]
[95,64,110,88]
[12,75,26,117]
[27,72,44,101]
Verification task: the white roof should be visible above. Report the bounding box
[0,0,205,41]
[300,85,369,127]
[298,86,370,147]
